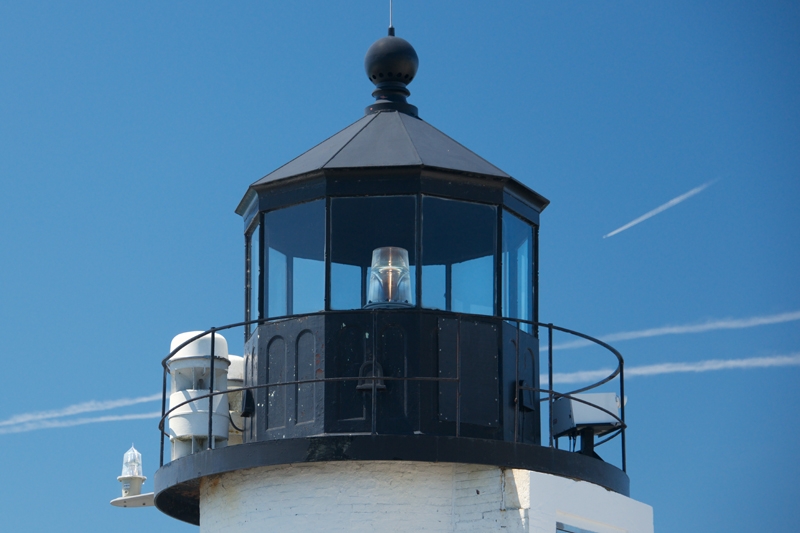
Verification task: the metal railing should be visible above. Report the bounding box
[158,312,626,472]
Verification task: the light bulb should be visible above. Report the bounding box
[365,246,412,308]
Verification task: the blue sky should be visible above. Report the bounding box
[1,2,798,532]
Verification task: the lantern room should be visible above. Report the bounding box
[234,34,547,448]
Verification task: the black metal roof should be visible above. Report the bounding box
[251,110,511,188]
[235,32,549,218]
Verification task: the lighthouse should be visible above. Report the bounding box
[152,29,654,533]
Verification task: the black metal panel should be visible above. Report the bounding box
[244,312,535,443]
[503,188,541,226]
[237,190,259,228]
[153,434,630,525]
[325,169,422,197]
[458,319,501,436]
[295,329,319,425]
[502,321,540,445]
[256,175,327,213]
[266,335,287,430]
[420,171,505,205]
[327,316,370,430]
[414,312,443,436]
[323,311,428,435]
[318,311,508,439]
[437,317,501,439]
[374,318,412,433]
[252,315,326,439]
[437,317,458,427]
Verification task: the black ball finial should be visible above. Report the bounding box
[364,35,418,87]
[364,34,419,117]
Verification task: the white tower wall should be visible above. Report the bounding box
[199,462,653,533]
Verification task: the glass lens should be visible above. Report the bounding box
[366,246,413,307]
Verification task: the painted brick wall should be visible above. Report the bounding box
[199,461,652,533]
[200,462,528,533]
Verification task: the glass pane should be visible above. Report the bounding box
[330,196,416,310]
[264,200,325,317]
[502,210,534,331]
[293,257,325,314]
[421,197,496,315]
[422,264,446,310]
[331,262,363,309]
[247,222,260,329]
[452,256,494,315]
[268,248,287,316]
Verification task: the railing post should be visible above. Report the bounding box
[208,329,216,450]
[160,367,167,467]
[513,321,520,443]
[620,359,626,472]
[371,313,377,435]
[548,324,554,449]
[455,316,461,438]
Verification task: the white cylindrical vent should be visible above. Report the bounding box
[166,331,231,460]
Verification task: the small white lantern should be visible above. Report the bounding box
[118,445,146,497]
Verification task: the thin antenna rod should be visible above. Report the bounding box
[389,0,395,36]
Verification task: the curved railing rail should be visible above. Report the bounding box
[157,311,626,472]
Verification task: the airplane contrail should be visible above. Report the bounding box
[0,393,161,427]
[603,180,717,238]
[0,412,161,435]
[547,310,800,351]
[542,353,800,385]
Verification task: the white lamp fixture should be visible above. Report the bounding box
[118,445,146,497]
[110,445,154,508]
[365,246,413,308]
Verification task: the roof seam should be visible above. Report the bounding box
[320,112,379,169]
[396,112,423,166]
